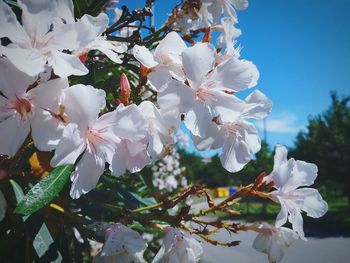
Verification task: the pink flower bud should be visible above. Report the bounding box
[119,73,131,105]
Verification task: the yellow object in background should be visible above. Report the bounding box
[214,187,230,198]
[29,152,53,178]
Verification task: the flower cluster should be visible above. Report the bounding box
[0,1,328,263]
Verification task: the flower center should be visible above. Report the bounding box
[13,97,32,120]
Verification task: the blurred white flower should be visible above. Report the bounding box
[267,145,328,239]
[93,223,147,263]
[252,223,299,263]
[152,227,203,263]
[203,0,248,22]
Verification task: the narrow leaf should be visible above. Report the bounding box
[14,165,74,215]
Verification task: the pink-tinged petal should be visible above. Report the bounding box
[182,43,216,88]
[242,90,272,120]
[295,188,328,218]
[0,1,30,44]
[69,148,105,199]
[208,57,259,92]
[0,58,36,100]
[133,45,158,68]
[63,84,106,130]
[183,101,212,137]
[49,51,89,77]
[157,80,195,114]
[0,45,47,77]
[0,115,30,157]
[30,109,64,151]
[154,31,186,63]
[50,124,86,167]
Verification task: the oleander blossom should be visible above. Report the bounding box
[152,227,203,263]
[157,41,260,137]
[194,90,272,172]
[50,85,148,198]
[267,145,328,239]
[0,0,124,78]
[0,58,67,155]
[252,223,299,263]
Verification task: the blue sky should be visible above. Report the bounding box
[118,0,350,151]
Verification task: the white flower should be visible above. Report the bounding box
[203,0,248,22]
[157,42,259,137]
[0,1,124,77]
[194,90,272,172]
[133,32,187,90]
[138,101,180,160]
[252,223,299,263]
[216,17,241,56]
[50,85,148,198]
[93,223,147,263]
[0,0,87,77]
[0,190,6,221]
[152,227,203,263]
[0,58,67,155]
[268,145,328,240]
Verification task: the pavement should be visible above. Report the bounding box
[189,199,350,263]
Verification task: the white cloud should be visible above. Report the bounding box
[256,113,305,134]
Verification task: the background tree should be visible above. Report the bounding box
[291,91,350,205]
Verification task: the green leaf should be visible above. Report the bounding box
[14,165,74,215]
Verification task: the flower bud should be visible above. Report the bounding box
[119,73,131,105]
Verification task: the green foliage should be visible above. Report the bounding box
[14,165,74,215]
[180,141,274,187]
[291,91,350,201]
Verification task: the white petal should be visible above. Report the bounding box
[252,233,270,254]
[30,109,64,151]
[232,0,249,10]
[0,115,30,157]
[271,146,295,189]
[0,45,46,78]
[208,57,259,92]
[295,188,328,218]
[275,198,289,227]
[242,90,272,120]
[70,149,105,199]
[207,1,223,22]
[63,84,106,130]
[91,39,123,64]
[50,124,86,167]
[182,43,216,88]
[268,235,285,263]
[154,31,187,63]
[49,51,89,77]
[183,101,212,137]
[0,58,36,100]
[148,67,173,91]
[98,104,148,141]
[284,160,318,191]
[133,45,158,68]
[193,122,225,151]
[157,80,195,114]
[0,190,7,221]
[0,1,30,44]
[29,77,68,110]
[220,133,251,172]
